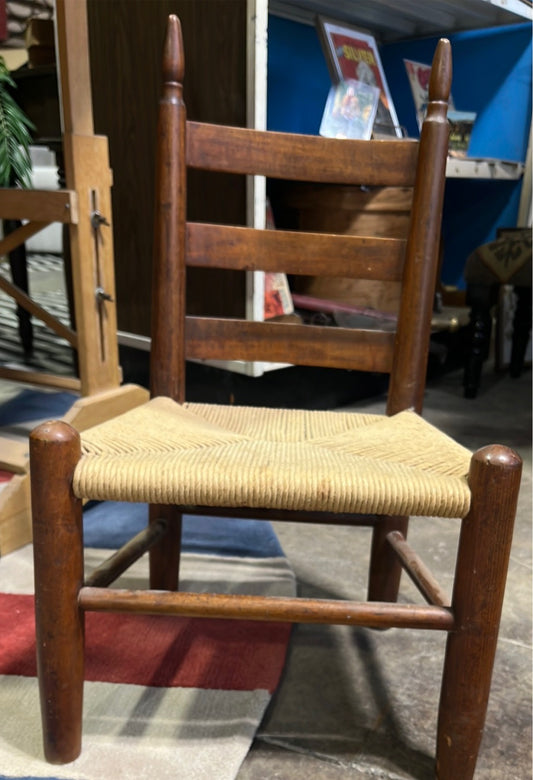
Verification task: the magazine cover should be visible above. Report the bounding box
[404,58,455,130]
[317,17,401,138]
[319,79,380,140]
[447,110,477,156]
[404,58,474,153]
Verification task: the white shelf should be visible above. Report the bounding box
[267,2,529,182]
[269,0,532,41]
[446,157,525,179]
[237,0,530,378]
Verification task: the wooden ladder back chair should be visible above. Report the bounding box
[30,15,522,779]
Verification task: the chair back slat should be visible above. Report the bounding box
[152,16,452,411]
[187,223,405,281]
[186,122,419,187]
[186,317,394,373]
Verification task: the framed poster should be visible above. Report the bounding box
[404,58,457,131]
[404,59,433,130]
[316,17,402,138]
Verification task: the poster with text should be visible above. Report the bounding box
[317,18,401,138]
[404,58,455,130]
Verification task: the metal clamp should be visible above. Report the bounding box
[95,287,113,303]
[91,210,110,229]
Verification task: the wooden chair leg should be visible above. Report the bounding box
[367,515,409,602]
[30,420,85,764]
[436,444,522,779]
[149,504,182,590]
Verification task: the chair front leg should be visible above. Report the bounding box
[149,504,182,591]
[436,444,522,779]
[30,421,85,764]
[367,515,409,603]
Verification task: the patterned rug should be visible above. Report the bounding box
[0,391,296,780]
[0,254,75,377]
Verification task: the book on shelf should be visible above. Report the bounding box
[447,110,477,156]
[319,78,380,140]
[263,199,294,320]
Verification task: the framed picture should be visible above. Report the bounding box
[316,17,402,138]
[319,79,380,140]
[404,59,434,130]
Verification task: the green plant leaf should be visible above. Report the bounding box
[0,56,35,188]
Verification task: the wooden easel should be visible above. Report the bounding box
[0,0,148,553]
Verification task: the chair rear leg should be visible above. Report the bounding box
[368,515,409,602]
[30,421,85,764]
[436,445,522,780]
[149,504,182,590]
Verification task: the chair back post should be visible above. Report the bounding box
[387,39,451,416]
[150,15,187,401]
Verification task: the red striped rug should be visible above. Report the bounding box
[0,516,296,780]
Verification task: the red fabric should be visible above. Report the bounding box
[0,1,6,41]
[0,593,291,693]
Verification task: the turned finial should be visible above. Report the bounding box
[472,444,522,472]
[163,14,184,87]
[428,38,452,105]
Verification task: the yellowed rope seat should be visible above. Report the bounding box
[73,398,472,518]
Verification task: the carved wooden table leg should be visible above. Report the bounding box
[463,283,498,398]
[509,284,532,378]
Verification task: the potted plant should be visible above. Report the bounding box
[0,55,35,353]
[0,55,33,188]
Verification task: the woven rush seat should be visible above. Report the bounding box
[73,397,472,518]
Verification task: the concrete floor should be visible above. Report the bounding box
[238,367,532,780]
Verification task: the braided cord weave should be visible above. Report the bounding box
[73,398,472,518]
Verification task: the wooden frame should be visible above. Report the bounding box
[0,0,150,555]
[0,0,121,396]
